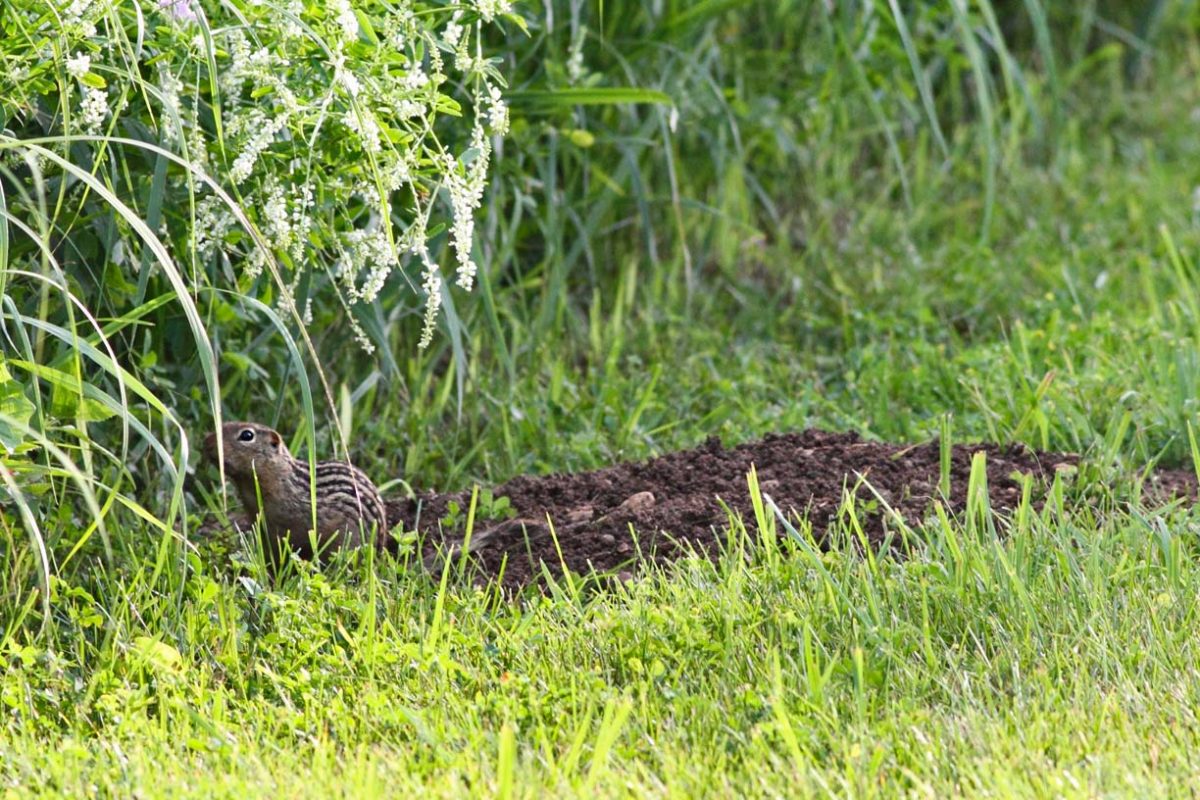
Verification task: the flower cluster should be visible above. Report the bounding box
[66,52,91,78]
[79,86,109,133]
[228,112,287,184]
[443,124,492,291]
[344,109,382,155]
[63,0,98,36]
[475,0,513,23]
[17,0,514,355]
[201,0,513,347]
[336,226,399,304]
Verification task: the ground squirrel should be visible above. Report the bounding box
[202,421,388,564]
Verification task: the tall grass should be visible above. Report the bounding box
[477,0,1188,343]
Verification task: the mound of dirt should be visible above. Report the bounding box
[386,429,1200,590]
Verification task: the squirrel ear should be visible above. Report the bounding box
[269,430,281,449]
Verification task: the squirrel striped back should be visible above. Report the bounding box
[203,421,388,561]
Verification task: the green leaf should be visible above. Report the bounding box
[0,361,35,453]
[103,260,138,300]
[79,72,107,89]
[0,173,8,299]
[51,386,116,423]
[8,359,116,423]
[508,87,674,110]
[665,0,755,32]
[500,11,528,34]
[355,9,379,45]
[132,636,184,676]
[564,128,595,148]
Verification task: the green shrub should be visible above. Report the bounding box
[0,0,518,592]
[2,0,517,346]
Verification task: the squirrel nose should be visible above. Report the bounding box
[201,432,217,460]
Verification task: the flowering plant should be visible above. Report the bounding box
[2,0,516,351]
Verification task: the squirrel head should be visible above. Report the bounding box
[202,421,291,480]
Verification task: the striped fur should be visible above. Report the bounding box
[203,421,388,563]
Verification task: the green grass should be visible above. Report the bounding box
[6,1,1200,796]
[4,481,1200,797]
[365,87,1200,487]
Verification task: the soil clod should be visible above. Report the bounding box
[386,429,1195,590]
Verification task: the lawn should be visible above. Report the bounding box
[3,1,1200,797]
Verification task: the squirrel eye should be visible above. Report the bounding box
[237,428,255,442]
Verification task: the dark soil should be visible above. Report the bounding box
[1143,466,1199,505]
[383,429,1200,590]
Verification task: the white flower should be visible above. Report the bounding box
[455,52,479,74]
[194,195,235,260]
[386,9,411,52]
[282,17,304,39]
[262,183,292,249]
[344,109,381,154]
[331,0,359,43]
[158,68,185,141]
[340,70,362,96]
[330,53,363,97]
[247,48,274,70]
[288,183,314,263]
[474,0,512,23]
[272,81,301,115]
[350,179,381,208]
[187,158,208,184]
[230,113,286,183]
[66,52,91,79]
[185,115,210,178]
[116,0,512,351]
[244,247,268,281]
[220,31,252,95]
[442,125,490,291]
[567,34,585,84]
[486,84,508,135]
[384,156,413,191]
[402,66,428,91]
[418,265,442,348]
[63,0,92,24]
[395,99,424,119]
[349,316,376,354]
[80,86,109,133]
[337,225,399,303]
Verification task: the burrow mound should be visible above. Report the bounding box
[385,429,1197,590]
